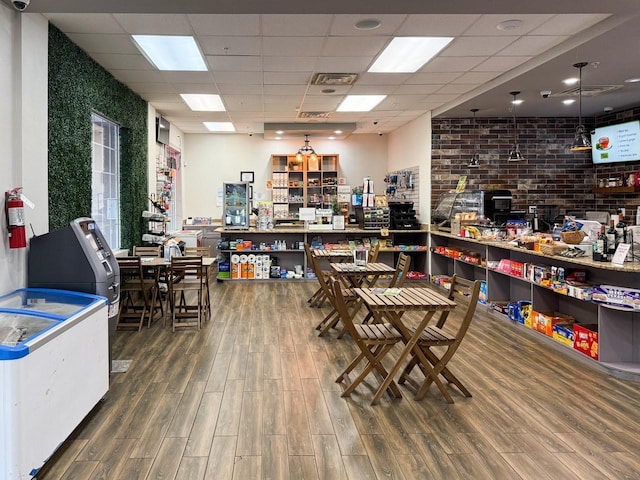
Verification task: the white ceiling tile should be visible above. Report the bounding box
[217,84,262,95]
[314,57,372,72]
[206,56,262,72]
[263,72,310,85]
[451,71,500,84]
[151,103,193,113]
[188,14,260,36]
[393,84,443,95]
[435,84,478,95]
[264,85,308,95]
[161,71,215,84]
[322,36,389,56]
[263,37,325,56]
[45,14,125,34]
[405,72,463,84]
[306,85,351,95]
[397,14,480,35]
[223,95,264,110]
[172,84,220,94]
[300,96,342,109]
[463,14,554,36]
[443,36,518,56]
[421,56,487,72]
[127,82,178,94]
[113,14,193,34]
[198,36,262,56]
[65,33,139,54]
[213,71,263,85]
[498,36,568,56]
[348,85,397,95]
[142,93,184,103]
[263,56,317,72]
[472,56,530,72]
[111,69,165,83]
[262,14,333,36]
[331,15,407,35]
[531,14,609,36]
[91,53,153,71]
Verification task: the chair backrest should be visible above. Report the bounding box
[117,256,145,288]
[388,253,411,288]
[448,277,482,343]
[185,245,211,257]
[305,243,334,299]
[170,256,204,285]
[133,245,161,257]
[368,242,381,263]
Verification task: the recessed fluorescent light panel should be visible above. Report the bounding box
[203,122,235,132]
[180,94,226,111]
[368,37,454,73]
[337,95,386,112]
[132,35,207,71]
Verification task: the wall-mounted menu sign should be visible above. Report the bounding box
[590,120,640,164]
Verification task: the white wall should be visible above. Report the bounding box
[388,112,432,222]
[182,133,389,221]
[0,6,48,294]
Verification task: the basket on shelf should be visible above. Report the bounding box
[560,221,586,245]
[539,241,568,256]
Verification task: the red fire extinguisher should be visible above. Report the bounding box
[5,187,27,249]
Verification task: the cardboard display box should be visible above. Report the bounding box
[552,323,575,347]
[533,311,575,337]
[573,323,599,360]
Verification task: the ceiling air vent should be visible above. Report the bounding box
[298,111,332,119]
[311,73,359,86]
[558,85,623,97]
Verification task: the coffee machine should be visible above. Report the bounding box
[484,190,513,224]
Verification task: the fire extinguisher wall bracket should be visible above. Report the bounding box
[6,188,27,249]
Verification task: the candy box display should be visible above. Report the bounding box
[533,311,574,337]
[573,323,599,360]
[592,285,640,309]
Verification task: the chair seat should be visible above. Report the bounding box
[410,326,456,345]
[355,323,402,342]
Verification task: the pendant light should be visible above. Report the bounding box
[569,62,592,152]
[508,91,524,161]
[296,134,317,163]
[469,108,480,168]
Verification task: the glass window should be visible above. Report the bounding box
[91,112,120,249]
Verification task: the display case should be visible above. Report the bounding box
[223,182,250,229]
[432,190,484,228]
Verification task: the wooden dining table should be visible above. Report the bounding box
[330,262,397,288]
[352,287,457,405]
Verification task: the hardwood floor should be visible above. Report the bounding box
[36,281,640,480]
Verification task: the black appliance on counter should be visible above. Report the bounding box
[484,189,513,224]
[388,201,419,229]
[355,206,390,229]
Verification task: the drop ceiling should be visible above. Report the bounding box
[11,0,640,136]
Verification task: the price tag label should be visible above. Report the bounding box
[612,243,631,266]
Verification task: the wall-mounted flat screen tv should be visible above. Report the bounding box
[156,116,170,144]
[591,120,640,164]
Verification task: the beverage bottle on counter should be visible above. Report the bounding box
[615,217,628,245]
[592,229,604,261]
[606,219,617,258]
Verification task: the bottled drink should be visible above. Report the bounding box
[592,229,604,261]
[606,219,617,258]
[615,217,627,246]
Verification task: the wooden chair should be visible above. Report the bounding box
[168,256,205,331]
[132,245,165,325]
[332,280,404,404]
[309,249,359,337]
[361,242,381,288]
[304,243,330,307]
[398,277,481,403]
[116,256,157,331]
[184,246,212,318]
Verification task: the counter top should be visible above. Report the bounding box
[216,226,429,235]
[430,229,640,273]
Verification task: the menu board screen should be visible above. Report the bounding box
[591,120,640,164]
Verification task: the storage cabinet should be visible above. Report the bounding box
[429,230,640,378]
[271,154,340,220]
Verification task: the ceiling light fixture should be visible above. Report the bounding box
[508,91,524,162]
[355,18,381,30]
[180,94,225,111]
[337,95,386,112]
[368,37,453,73]
[203,122,235,132]
[296,134,317,163]
[132,35,207,71]
[569,62,592,152]
[469,108,480,168]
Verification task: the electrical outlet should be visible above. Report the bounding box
[528,205,537,214]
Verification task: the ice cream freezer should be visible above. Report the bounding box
[0,288,109,480]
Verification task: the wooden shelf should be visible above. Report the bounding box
[591,186,640,194]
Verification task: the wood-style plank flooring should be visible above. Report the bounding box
[36,281,640,480]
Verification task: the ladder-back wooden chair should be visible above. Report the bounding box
[304,243,330,307]
[132,245,164,325]
[361,242,381,288]
[332,279,404,404]
[116,256,157,331]
[398,277,481,404]
[184,245,212,318]
[168,256,205,331]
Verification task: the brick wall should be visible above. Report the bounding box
[432,107,640,225]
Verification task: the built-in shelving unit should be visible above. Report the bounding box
[591,186,640,194]
[429,229,640,379]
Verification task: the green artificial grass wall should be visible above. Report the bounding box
[48,24,148,250]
